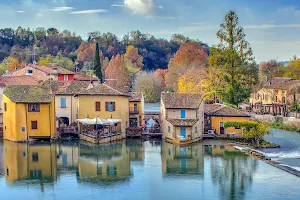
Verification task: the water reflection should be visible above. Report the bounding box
[126,139,145,164]
[57,141,79,172]
[161,142,204,178]
[0,140,3,177]
[77,141,132,185]
[3,141,57,184]
[206,145,258,200]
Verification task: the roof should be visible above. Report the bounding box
[129,92,143,102]
[3,85,53,103]
[74,73,99,81]
[76,84,130,96]
[204,104,250,117]
[167,119,198,126]
[262,77,300,90]
[0,76,39,87]
[42,80,91,95]
[161,92,203,109]
[4,65,75,76]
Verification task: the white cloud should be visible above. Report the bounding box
[70,9,108,14]
[17,10,26,13]
[244,24,300,29]
[36,13,43,18]
[124,0,154,15]
[53,7,74,11]
[111,4,126,7]
[158,5,163,9]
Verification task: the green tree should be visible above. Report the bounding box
[244,123,270,146]
[94,42,103,83]
[209,10,258,106]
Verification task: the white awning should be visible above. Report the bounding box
[76,117,122,125]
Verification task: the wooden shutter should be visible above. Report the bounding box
[105,102,109,111]
[31,121,38,130]
[112,102,116,111]
[95,102,101,111]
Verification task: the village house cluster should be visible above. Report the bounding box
[2,64,298,145]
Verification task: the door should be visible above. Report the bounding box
[134,103,138,112]
[129,118,138,127]
[220,122,225,134]
[180,126,186,138]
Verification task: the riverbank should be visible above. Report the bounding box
[216,137,280,148]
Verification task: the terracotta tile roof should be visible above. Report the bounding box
[0,76,39,87]
[129,92,143,102]
[76,84,130,96]
[262,77,298,90]
[3,85,53,103]
[204,103,250,117]
[4,65,75,76]
[167,119,198,126]
[161,92,203,109]
[42,80,91,95]
[74,73,99,81]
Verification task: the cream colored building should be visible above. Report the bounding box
[160,92,204,144]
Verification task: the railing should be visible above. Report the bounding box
[129,107,139,114]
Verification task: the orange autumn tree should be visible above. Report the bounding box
[105,54,130,91]
[154,68,167,89]
[124,45,143,69]
[166,42,208,91]
[6,56,24,71]
[76,42,95,66]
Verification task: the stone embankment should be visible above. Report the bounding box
[251,114,300,126]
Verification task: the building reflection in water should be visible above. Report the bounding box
[57,142,79,172]
[0,140,4,177]
[161,142,204,178]
[3,141,57,186]
[77,141,132,185]
[126,139,145,165]
[205,144,258,200]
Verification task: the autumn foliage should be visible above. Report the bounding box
[76,42,95,66]
[166,42,208,90]
[7,56,24,71]
[177,68,207,94]
[105,54,130,91]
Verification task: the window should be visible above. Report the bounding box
[6,168,9,176]
[31,121,37,130]
[26,69,33,75]
[30,170,42,179]
[97,166,103,175]
[32,152,39,162]
[107,165,117,176]
[60,98,67,108]
[64,75,68,80]
[195,127,198,133]
[95,101,101,111]
[4,103,7,112]
[168,126,171,133]
[21,127,26,132]
[28,104,40,112]
[134,103,138,112]
[180,110,186,119]
[220,145,225,149]
[105,102,115,112]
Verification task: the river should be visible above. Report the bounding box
[0,139,300,200]
[263,128,300,172]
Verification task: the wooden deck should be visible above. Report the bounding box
[142,128,163,138]
[79,132,125,144]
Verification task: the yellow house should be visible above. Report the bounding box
[161,142,204,176]
[76,84,130,136]
[78,141,131,183]
[2,85,56,142]
[161,92,204,144]
[250,77,300,116]
[204,104,250,135]
[3,140,57,184]
[129,92,145,128]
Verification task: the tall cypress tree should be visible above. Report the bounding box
[94,42,103,83]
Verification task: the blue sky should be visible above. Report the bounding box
[1,0,300,62]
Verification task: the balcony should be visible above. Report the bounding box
[129,107,139,115]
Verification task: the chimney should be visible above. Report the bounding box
[265,75,268,82]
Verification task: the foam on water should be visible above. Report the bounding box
[279,164,300,172]
[263,151,300,159]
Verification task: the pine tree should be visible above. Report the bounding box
[94,42,103,83]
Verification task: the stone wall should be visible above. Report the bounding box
[251,114,300,126]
